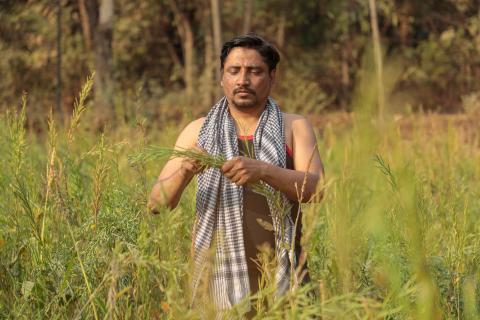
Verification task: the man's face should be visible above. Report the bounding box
[221,47,275,110]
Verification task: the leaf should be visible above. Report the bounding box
[161,301,170,313]
[21,280,34,298]
[440,28,455,45]
[256,218,274,232]
[280,242,291,250]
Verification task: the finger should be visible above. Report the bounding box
[236,171,251,185]
[227,165,243,178]
[184,157,201,169]
[196,163,206,174]
[190,163,200,173]
[192,145,207,154]
[223,170,236,179]
[221,159,236,173]
[236,177,248,186]
[230,172,243,184]
[184,160,203,173]
[195,164,206,174]
[182,163,195,173]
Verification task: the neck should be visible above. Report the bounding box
[228,102,266,136]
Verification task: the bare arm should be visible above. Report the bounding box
[147,118,205,212]
[263,115,323,201]
[221,116,324,202]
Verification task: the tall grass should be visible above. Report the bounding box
[0,70,479,319]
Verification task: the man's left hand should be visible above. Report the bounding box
[221,156,266,186]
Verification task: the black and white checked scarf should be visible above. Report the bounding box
[192,96,296,310]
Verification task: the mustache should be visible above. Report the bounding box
[234,88,255,95]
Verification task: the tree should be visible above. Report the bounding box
[211,0,222,89]
[95,0,114,125]
[202,4,215,106]
[368,0,385,119]
[168,0,195,98]
[242,0,252,34]
[77,0,115,126]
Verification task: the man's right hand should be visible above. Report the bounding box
[148,118,206,211]
[179,146,206,179]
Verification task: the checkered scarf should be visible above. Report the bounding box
[192,96,296,310]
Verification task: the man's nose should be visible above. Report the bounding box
[237,70,250,86]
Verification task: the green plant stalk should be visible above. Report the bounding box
[68,72,94,145]
[41,109,57,247]
[129,146,225,168]
[290,143,318,292]
[67,222,99,320]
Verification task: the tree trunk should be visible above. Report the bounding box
[340,40,350,110]
[276,12,286,49]
[169,0,195,97]
[211,0,222,87]
[164,36,182,67]
[56,0,62,115]
[397,2,411,47]
[158,14,182,70]
[368,0,384,120]
[242,0,252,34]
[77,0,92,52]
[203,7,214,106]
[94,0,114,127]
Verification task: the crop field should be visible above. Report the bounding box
[0,79,479,319]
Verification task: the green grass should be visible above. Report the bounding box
[0,78,479,319]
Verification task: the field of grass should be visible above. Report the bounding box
[0,78,479,319]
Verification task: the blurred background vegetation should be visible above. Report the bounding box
[2,0,480,128]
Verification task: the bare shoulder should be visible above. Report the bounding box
[175,117,206,149]
[282,112,312,132]
[184,117,206,132]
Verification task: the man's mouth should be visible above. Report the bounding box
[234,89,255,95]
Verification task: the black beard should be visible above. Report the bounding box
[232,96,258,109]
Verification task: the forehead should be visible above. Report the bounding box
[223,47,268,68]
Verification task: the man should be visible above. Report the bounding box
[148,34,324,311]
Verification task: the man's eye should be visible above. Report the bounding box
[251,70,262,75]
[228,69,239,74]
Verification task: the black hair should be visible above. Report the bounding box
[220,33,280,72]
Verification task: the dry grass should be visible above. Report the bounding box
[0,74,479,319]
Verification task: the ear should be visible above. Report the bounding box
[269,69,277,85]
[220,80,223,87]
